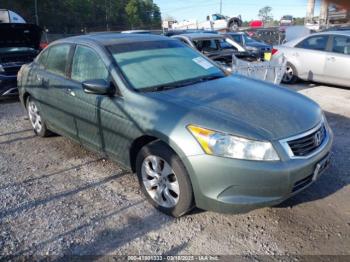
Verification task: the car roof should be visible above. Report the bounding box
[225,32,245,35]
[54,33,172,46]
[173,33,224,40]
[314,30,350,37]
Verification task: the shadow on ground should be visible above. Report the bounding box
[277,111,350,208]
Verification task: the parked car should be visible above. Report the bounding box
[18,33,333,217]
[274,31,350,87]
[172,13,242,31]
[280,15,295,26]
[121,30,152,34]
[164,29,218,37]
[171,33,257,68]
[224,32,272,60]
[0,23,42,97]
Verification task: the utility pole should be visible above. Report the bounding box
[306,0,315,23]
[34,0,39,25]
[220,0,222,15]
[319,0,329,28]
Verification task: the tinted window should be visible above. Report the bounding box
[109,40,224,90]
[46,44,71,77]
[219,39,237,50]
[37,49,49,67]
[296,35,328,51]
[194,39,219,52]
[71,45,108,82]
[230,34,242,44]
[332,35,350,55]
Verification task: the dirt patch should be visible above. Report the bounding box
[0,85,349,257]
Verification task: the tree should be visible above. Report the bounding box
[125,0,141,28]
[258,6,273,25]
[0,0,161,33]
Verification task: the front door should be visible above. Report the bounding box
[324,35,350,87]
[293,35,329,82]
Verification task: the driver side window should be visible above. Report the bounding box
[71,45,109,82]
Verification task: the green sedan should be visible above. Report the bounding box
[17,33,333,217]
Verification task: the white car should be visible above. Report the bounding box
[274,31,350,87]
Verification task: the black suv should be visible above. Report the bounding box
[0,23,42,97]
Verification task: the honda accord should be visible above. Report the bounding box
[18,33,333,217]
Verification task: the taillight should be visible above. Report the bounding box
[271,48,278,55]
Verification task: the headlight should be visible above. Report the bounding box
[0,64,4,73]
[187,125,280,161]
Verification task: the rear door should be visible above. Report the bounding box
[324,34,350,87]
[38,43,78,139]
[293,35,330,82]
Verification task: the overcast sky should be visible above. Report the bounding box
[154,0,321,21]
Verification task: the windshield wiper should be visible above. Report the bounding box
[143,75,225,92]
[197,75,225,82]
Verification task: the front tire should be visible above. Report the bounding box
[136,141,194,217]
[282,62,298,84]
[26,97,51,137]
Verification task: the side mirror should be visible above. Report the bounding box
[82,79,114,95]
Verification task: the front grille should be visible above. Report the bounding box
[261,47,271,52]
[292,174,313,192]
[287,124,326,157]
[0,55,35,64]
[3,65,21,76]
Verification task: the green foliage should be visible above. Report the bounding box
[1,0,162,33]
[258,6,273,25]
[294,17,305,25]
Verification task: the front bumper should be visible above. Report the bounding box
[183,127,333,213]
[0,74,18,96]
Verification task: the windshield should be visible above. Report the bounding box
[282,15,293,20]
[108,40,224,91]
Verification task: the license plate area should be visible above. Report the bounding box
[313,154,331,181]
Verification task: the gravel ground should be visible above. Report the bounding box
[0,83,349,259]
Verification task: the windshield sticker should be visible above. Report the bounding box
[192,57,213,70]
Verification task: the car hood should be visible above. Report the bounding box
[0,23,42,49]
[149,75,322,141]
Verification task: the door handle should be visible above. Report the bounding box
[66,88,76,97]
[327,56,336,62]
[42,78,49,87]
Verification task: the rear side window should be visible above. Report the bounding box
[296,35,329,51]
[46,44,71,77]
[71,45,109,82]
[331,36,350,55]
[193,39,219,52]
[37,49,49,67]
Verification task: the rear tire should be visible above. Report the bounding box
[26,97,51,137]
[282,62,298,84]
[136,141,194,217]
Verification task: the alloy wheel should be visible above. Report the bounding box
[283,66,294,83]
[141,155,180,208]
[28,100,43,134]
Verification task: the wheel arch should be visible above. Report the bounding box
[22,92,31,108]
[129,133,189,174]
